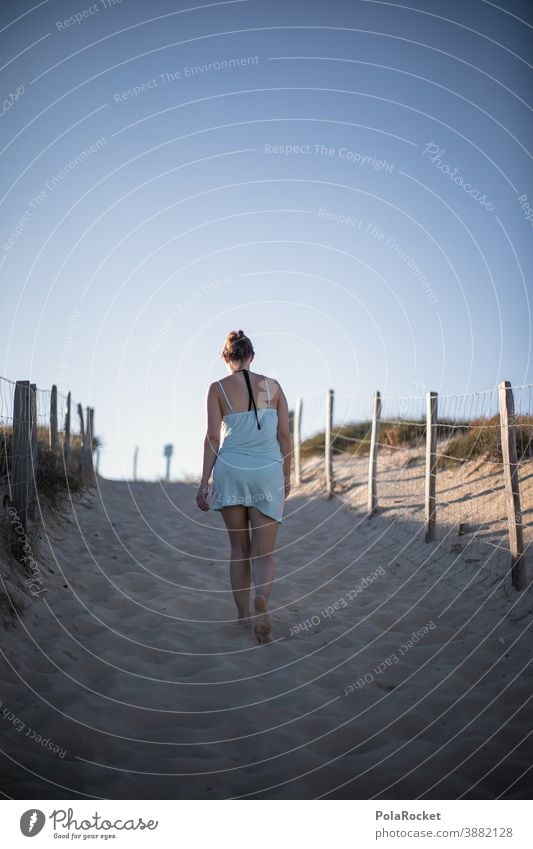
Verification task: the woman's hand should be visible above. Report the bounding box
[196,484,210,511]
[284,478,291,500]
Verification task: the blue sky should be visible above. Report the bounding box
[1,0,532,479]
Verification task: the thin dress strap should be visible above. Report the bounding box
[217,381,234,412]
[264,376,271,405]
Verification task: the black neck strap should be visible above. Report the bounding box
[238,369,261,429]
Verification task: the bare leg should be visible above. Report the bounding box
[249,507,280,643]
[221,506,252,624]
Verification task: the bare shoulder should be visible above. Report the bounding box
[207,380,223,402]
[260,374,281,390]
[260,375,286,404]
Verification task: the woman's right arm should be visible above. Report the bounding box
[196,383,222,511]
[275,383,292,499]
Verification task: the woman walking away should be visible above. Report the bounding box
[196,330,292,644]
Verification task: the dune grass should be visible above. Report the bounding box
[299,418,460,458]
[0,427,97,513]
[437,415,533,468]
[298,414,533,467]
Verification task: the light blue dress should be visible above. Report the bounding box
[210,376,285,523]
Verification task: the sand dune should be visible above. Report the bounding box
[0,458,531,799]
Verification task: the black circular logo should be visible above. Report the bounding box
[20,809,46,837]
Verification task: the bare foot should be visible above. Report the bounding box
[238,616,251,627]
[254,595,272,644]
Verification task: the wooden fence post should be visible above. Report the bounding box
[77,403,87,478]
[73,403,96,484]
[77,403,85,444]
[29,383,37,521]
[498,380,526,590]
[86,407,95,479]
[63,391,71,459]
[87,407,94,454]
[424,391,438,542]
[90,408,95,473]
[325,389,334,497]
[11,381,32,531]
[367,390,381,516]
[294,398,302,487]
[50,384,58,451]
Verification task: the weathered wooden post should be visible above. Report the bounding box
[63,391,71,459]
[11,381,32,531]
[325,389,334,497]
[50,384,58,451]
[29,383,37,521]
[294,398,302,487]
[133,445,139,481]
[498,380,526,590]
[86,407,95,479]
[367,390,381,517]
[424,391,438,542]
[77,403,88,479]
[77,403,85,444]
[87,407,94,452]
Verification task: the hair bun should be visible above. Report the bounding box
[221,329,254,362]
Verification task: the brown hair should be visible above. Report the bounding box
[221,329,254,362]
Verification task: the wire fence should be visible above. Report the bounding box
[0,375,96,534]
[293,381,532,592]
[3,373,530,592]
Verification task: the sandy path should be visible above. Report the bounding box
[0,471,531,799]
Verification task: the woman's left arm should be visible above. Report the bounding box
[275,383,292,499]
[197,383,222,511]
